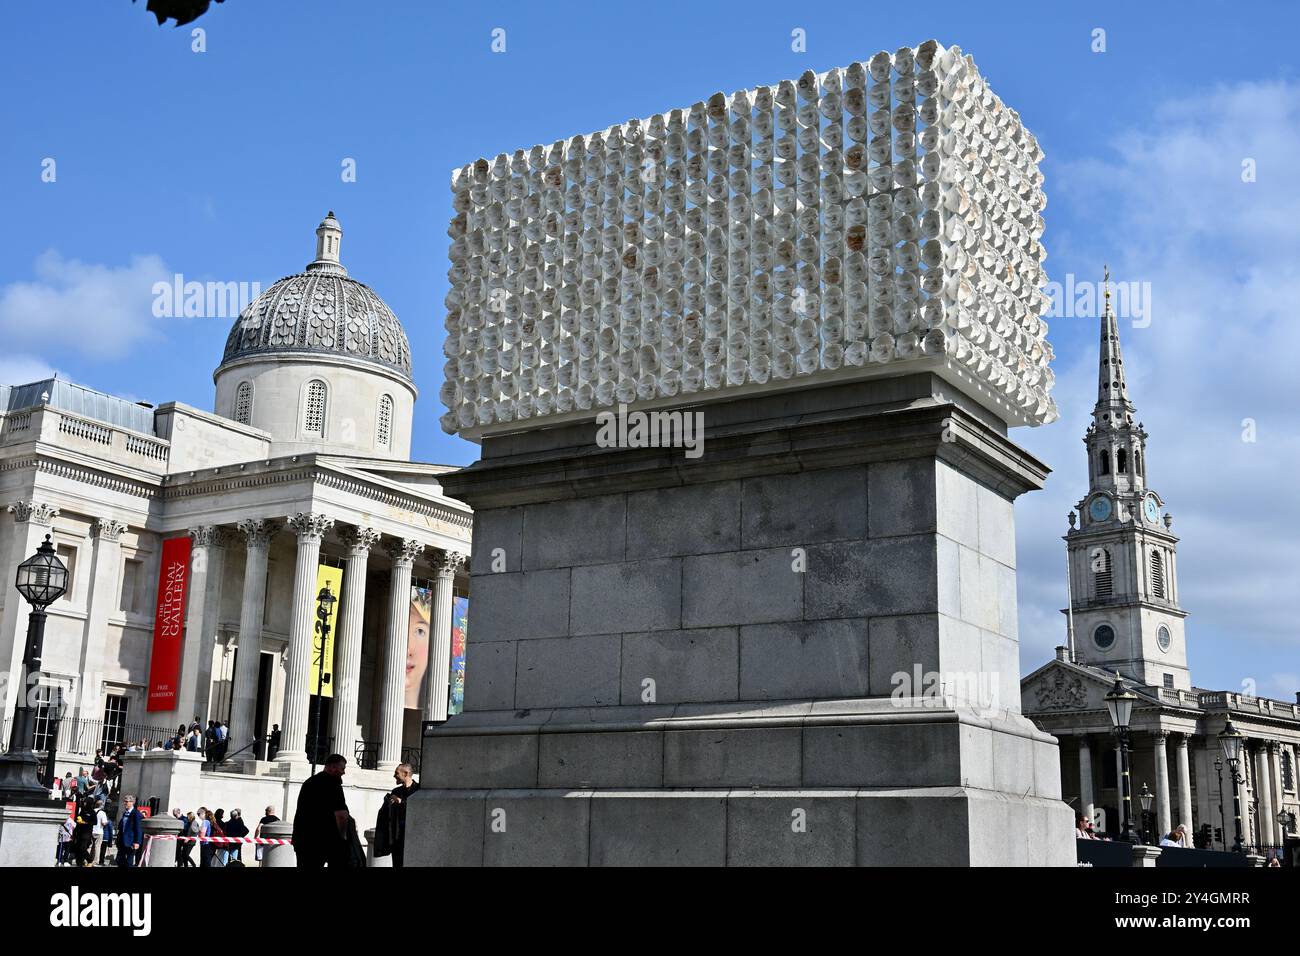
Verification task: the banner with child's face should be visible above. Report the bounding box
[405,586,433,710]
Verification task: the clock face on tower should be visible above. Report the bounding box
[1089,495,1113,522]
[1144,494,1160,524]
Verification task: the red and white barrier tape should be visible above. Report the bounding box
[141,833,291,865]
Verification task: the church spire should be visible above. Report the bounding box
[1093,265,1134,428]
[1092,264,1133,424]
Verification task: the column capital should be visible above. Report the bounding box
[237,518,280,550]
[1153,729,1170,742]
[385,537,424,567]
[343,526,382,557]
[190,524,230,549]
[288,512,334,542]
[90,517,127,541]
[7,501,59,526]
[433,550,467,578]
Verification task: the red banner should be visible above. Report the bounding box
[146,536,192,712]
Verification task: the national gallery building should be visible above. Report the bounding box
[0,215,472,816]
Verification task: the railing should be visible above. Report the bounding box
[124,432,168,461]
[0,406,172,471]
[59,413,113,446]
[0,716,185,757]
[354,740,379,770]
[2,411,32,435]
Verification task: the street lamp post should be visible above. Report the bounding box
[309,585,336,776]
[1138,783,1155,844]
[1218,720,1246,853]
[1104,675,1139,843]
[1214,757,1226,851]
[0,535,69,801]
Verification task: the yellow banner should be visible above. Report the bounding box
[309,564,343,698]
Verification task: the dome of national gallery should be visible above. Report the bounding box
[217,212,413,380]
[213,213,417,461]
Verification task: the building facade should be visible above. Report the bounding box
[1022,281,1300,853]
[0,215,472,785]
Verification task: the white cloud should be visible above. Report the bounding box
[1015,81,1300,695]
[0,355,58,388]
[0,250,170,360]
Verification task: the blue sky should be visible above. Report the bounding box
[2,1,1297,695]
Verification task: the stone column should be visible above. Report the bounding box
[330,527,379,760]
[1270,744,1288,843]
[379,538,423,768]
[425,551,466,723]
[274,513,334,764]
[175,525,228,723]
[1254,743,1275,847]
[1153,730,1172,839]
[1077,737,1095,826]
[1175,733,1194,833]
[76,519,127,720]
[1,502,60,725]
[229,519,277,756]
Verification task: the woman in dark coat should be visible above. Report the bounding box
[72,795,97,867]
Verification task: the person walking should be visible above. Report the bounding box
[216,721,230,761]
[71,796,97,867]
[374,762,419,867]
[292,753,352,868]
[211,809,228,866]
[254,806,279,864]
[267,724,281,760]
[115,795,144,868]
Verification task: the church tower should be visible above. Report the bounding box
[1064,270,1190,690]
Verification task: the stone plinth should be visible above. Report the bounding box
[408,376,1074,866]
[142,813,184,868]
[261,821,295,867]
[0,800,67,867]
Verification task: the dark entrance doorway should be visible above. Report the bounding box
[254,652,274,759]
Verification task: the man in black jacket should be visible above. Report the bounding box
[375,762,419,867]
[292,754,351,867]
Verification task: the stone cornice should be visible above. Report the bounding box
[1,454,159,500]
[441,392,1049,510]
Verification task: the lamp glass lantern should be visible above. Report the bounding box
[15,536,68,608]
[1104,676,1137,731]
[1218,720,1245,767]
[1139,783,1154,814]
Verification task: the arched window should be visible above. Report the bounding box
[1093,548,1112,598]
[376,394,393,449]
[1098,449,1110,476]
[1117,447,1128,474]
[234,381,253,425]
[303,379,327,436]
[1150,550,1165,599]
[1134,448,1143,478]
